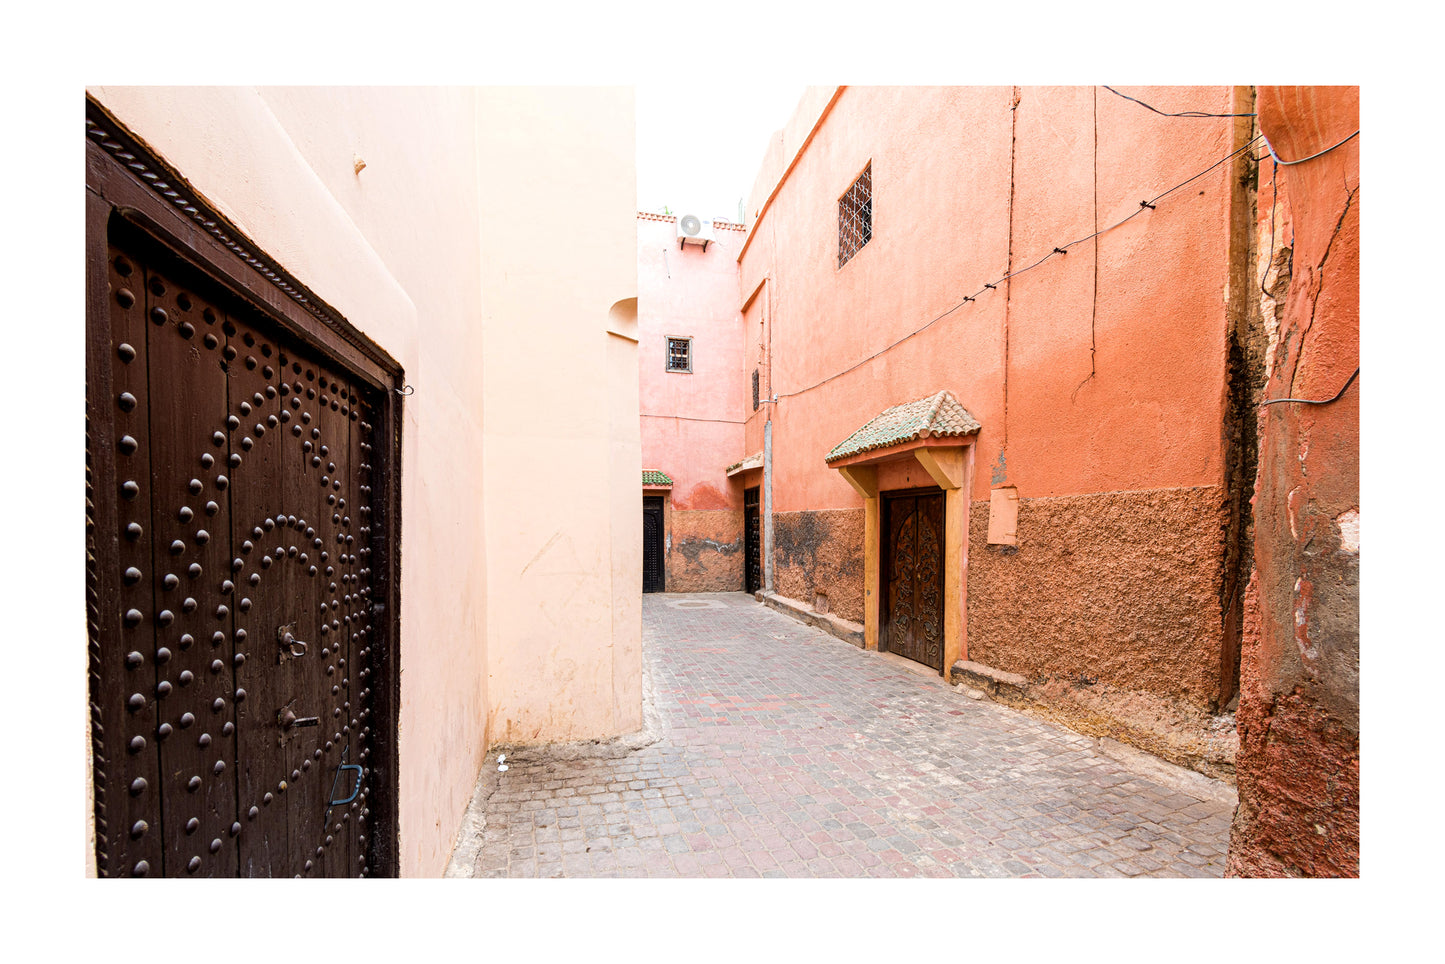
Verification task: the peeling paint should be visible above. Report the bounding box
[665,509,743,592]
[673,536,742,563]
[990,449,1008,486]
[1293,576,1316,662]
[1227,86,1358,878]
[1335,508,1359,555]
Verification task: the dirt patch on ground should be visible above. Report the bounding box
[1023,676,1238,783]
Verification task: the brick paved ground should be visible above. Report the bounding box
[460,593,1234,878]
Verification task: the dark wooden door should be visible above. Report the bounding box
[89,229,385,877]
[881,490,945,672]
[643,496,664,593]
[743,486,761,594]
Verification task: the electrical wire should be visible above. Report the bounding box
[1255,128,1358,297]
[1072,84,1100,403]
[773,134,1265,402]
[1260,155,1280,300]
[1102,85,1256,118]
[1264,129,1359,166]
[641,413,745,424]
[1260,367,1358,406]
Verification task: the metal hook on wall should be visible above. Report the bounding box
[395,384,415,396]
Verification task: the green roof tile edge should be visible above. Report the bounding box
[825,390,981,463]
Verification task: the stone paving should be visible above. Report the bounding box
[460,593,1234,878]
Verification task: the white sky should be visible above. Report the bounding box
[636,83,807,222]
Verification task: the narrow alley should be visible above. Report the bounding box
[452,594,1233,878]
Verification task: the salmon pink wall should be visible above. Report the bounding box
[638,214,748,512]
[740,85,1239,513]
[733,86,1248,707]
[1007,85,1236,497]
[741,288,770,461]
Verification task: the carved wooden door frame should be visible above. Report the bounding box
[879,486,947,672]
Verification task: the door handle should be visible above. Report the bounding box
[279,709,320,730]
[279,627,309,658]
[329,763,363,806]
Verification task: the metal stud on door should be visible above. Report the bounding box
[91,232,385,876]
[87,101,400,876]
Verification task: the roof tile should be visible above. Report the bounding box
[825,390,981,463]
[725,452,764,476]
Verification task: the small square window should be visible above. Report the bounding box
[666,337,692,373]
[838,163,873,268]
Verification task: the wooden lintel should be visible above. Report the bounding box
[836,464,879,499]
[913,447,967,490]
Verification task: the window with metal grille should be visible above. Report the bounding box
[666,336,692,373]
[752,368,760,410]
[838,163,872,268]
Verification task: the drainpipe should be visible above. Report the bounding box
[763,418,774,592]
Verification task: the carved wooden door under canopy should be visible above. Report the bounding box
[881,489,946,672]
[87,102,401,877]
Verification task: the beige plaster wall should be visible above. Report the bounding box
[83,85,641,876]
[477,88,642,746]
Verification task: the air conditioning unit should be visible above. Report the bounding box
[676,213,716,251]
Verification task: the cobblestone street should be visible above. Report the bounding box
[456,593,1235,878]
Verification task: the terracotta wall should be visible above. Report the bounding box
[638,214,748,591]
[966,489,1228,703]
[1228,86,1359,876]
[772,509,865,620]
[738,86,1249,705]
[83,86,640,877]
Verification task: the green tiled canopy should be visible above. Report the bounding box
[825,390,981,463]
[642,470,674,486]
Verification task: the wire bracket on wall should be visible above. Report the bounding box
[395,384,415,396]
